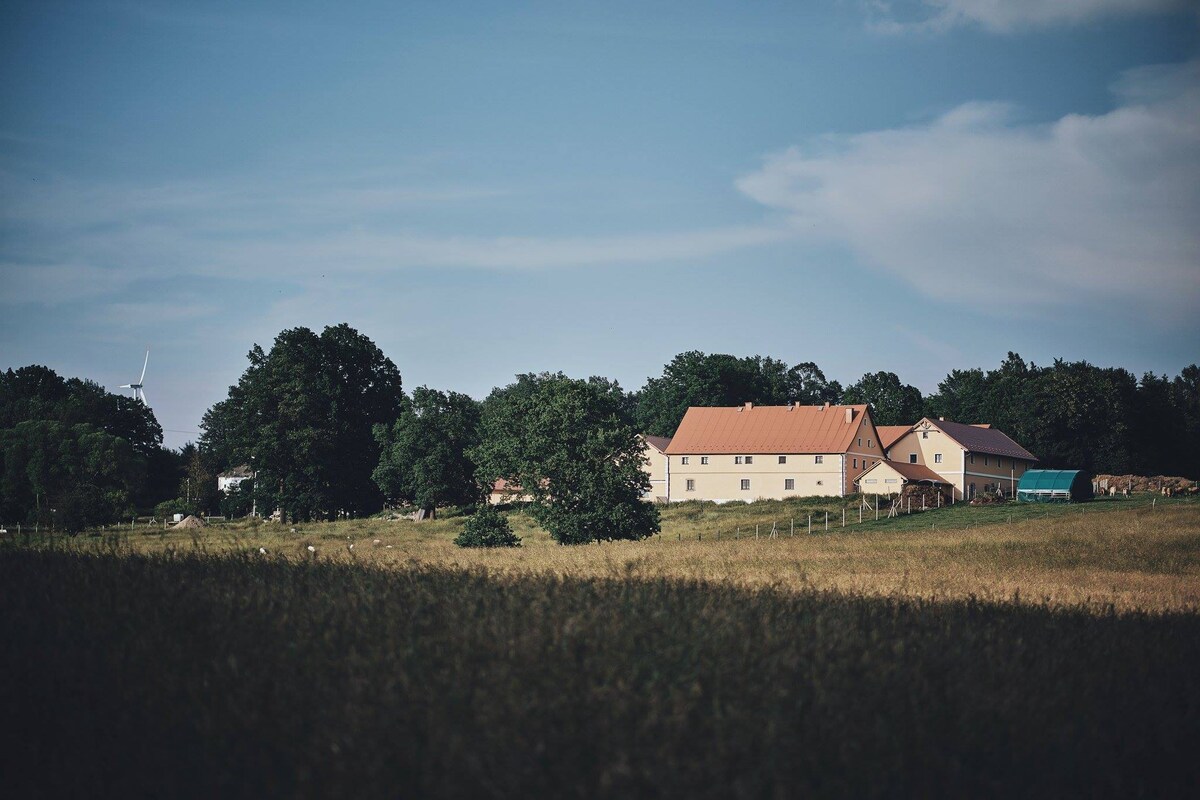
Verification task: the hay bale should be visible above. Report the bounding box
[172,515,207,529]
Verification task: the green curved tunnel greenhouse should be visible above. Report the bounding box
[1016,470,1093,503]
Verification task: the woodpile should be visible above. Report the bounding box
[1094,474,1197,495]
[901,484,952,507]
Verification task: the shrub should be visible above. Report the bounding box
[454,508,520,548]
[154,498,198,519]
[53,484,114,534]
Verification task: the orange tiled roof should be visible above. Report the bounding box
[877,425,912,451]
[664,404,870,455]
[863,460,950,484]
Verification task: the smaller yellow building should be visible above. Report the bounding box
[883,417,1038,501]
[855,460,951,496]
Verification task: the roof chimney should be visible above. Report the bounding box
[744,402,753,411]
[787,402,795,412]
[823,402,830,411]
[845,407,855,424]
[939,416,945,421]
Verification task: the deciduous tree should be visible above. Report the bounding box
[474,373,659,544]
[373,387,483,518]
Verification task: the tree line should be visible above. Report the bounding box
[3,325,1196,539]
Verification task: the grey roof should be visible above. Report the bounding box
[218,464,252,478]
[928,419,1038,461]
[643,435,673,453]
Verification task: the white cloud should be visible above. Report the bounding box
[868,0,1192,33]
[736,59,1200,320]
[0,165,788,306]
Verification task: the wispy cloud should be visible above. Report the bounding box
[866,0,1193,33]
[0,166,789,308]
[737,59,1200,321]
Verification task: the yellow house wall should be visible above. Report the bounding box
[844,410,886,495]
[887,429,1034,500]
[669,452,845,502]
[641,442,669,502]
[856,462,910,495]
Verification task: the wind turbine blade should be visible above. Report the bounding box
[120,384,133,389]
[139,389,148,406]
[139,350,150,384]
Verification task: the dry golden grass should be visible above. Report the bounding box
[105,498,1200,611]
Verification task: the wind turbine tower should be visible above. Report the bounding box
[120,349,151,406]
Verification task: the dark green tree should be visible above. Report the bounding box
[635,352,840,437]
[0,420,140,527]
[841,371,924,426]
[474,372,660,544]
[198,324,405,521]
[219,478,255,519]
[454,507,520,548]
[373,387,483,519]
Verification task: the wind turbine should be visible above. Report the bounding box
[120,349,150,406]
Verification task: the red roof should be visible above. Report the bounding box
[859,460,950,485]
[877,425,911,451]
[665,404,871,455]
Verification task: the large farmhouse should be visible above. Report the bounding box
[881,417,1038,500]
[662,403,885,501]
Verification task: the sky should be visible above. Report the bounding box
[1,0,1198,449]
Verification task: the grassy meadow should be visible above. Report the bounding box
[3,495,1199,796]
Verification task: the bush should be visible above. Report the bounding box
[154,498,198,519]
[53,484,116,534]
[219,479,255,519]
[454,508,520,548]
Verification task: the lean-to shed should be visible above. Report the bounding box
[1016,470,1093,503]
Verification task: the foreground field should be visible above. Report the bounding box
[5,499,1197,795]
[3,546,1198,798]
[78,497,1200,610]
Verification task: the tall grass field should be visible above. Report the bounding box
[2,497,1198,796]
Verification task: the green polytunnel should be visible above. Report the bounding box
[1016,470,1093,503]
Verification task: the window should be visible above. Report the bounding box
[700,456,709,465]
[814,455,823,464]
[934,453,943,464]
[745,455,753,464]
[984,456,990,466]
[857,437,862,447]
[865,478,877,484]
[740,479,751,491]
[778,456,787,464]
[884,478,898,484]
[968,483,976,499]
[908,453,918,464]
[853,458,858,469]
[681,456,689,465]
[922,431,928,439]
[735,456,743,464]
[785,478,794,490]
[998,458,1004,469]
[686,479,695,492]
[969,454,975,464]
[867,439,873,448]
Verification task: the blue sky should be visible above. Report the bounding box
[2,0,1198,448]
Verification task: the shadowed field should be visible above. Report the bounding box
[2,546,1198,798]
[4,498,1198,796]
[69,497,1200,611]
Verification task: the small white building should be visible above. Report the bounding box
[217,465,252,494]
